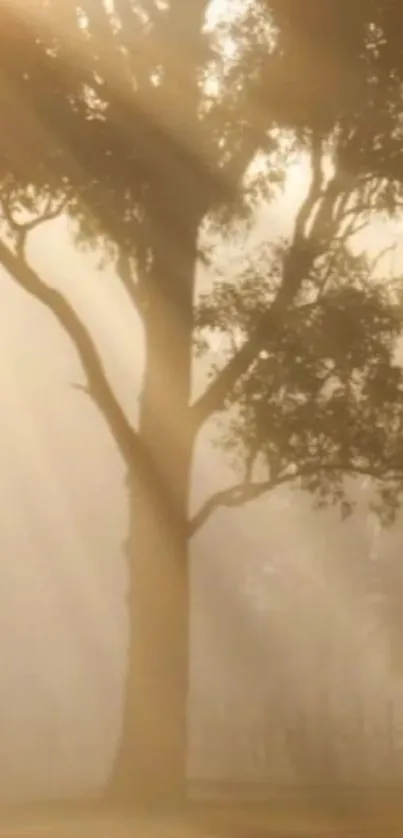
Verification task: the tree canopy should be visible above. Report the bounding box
[1,1,403,525]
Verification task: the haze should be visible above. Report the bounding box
[0,157,402,800]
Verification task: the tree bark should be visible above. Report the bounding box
[107,210,199,808]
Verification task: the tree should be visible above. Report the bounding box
[1,0,403,806]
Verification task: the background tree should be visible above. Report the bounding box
[1,0,403,806]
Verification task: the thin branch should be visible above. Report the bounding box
[315,212,368,294]
[368,242,398,279]
[116,249,144,312]
[307,173,341,253]
[0,236,139,469]
[190,476,278,535]
[189,461,402,536]
[0,191,69,259]
[294,131,324,238]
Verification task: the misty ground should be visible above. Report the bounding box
[2,794,403,837]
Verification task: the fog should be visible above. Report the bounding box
[0,170,403,799]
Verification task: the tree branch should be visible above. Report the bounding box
[0,190,69,259]
[189,461,402,536]
[190,135,326,431]
[368,242,398,279]
[0,237,140,469]
[294,131,324,238]
[116,249,145,312]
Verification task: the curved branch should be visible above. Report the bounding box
[0,237,139,469]
[189,461,402,536]
[294,130,324,238]
[116,250,144,313]
[190,135,327,431]
[189,477,278,535]
[0,187,69,259]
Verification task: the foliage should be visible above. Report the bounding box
[197,244,403,517]
[0,1,279,266]
[2,2,403,529]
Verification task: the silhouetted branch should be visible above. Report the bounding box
[294,131,324,238]
[0,190,143,465]
[116,250,144,312]
[368,242,398,278]
[316,215,367,293]
[0,190,68,258]
[0,237,140,469]
[190,137,326,430]
[189,461,402,535]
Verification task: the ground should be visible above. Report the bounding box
[1,798,403,838]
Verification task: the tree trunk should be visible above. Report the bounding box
[110,452,191,808]
[107,211,199,808]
